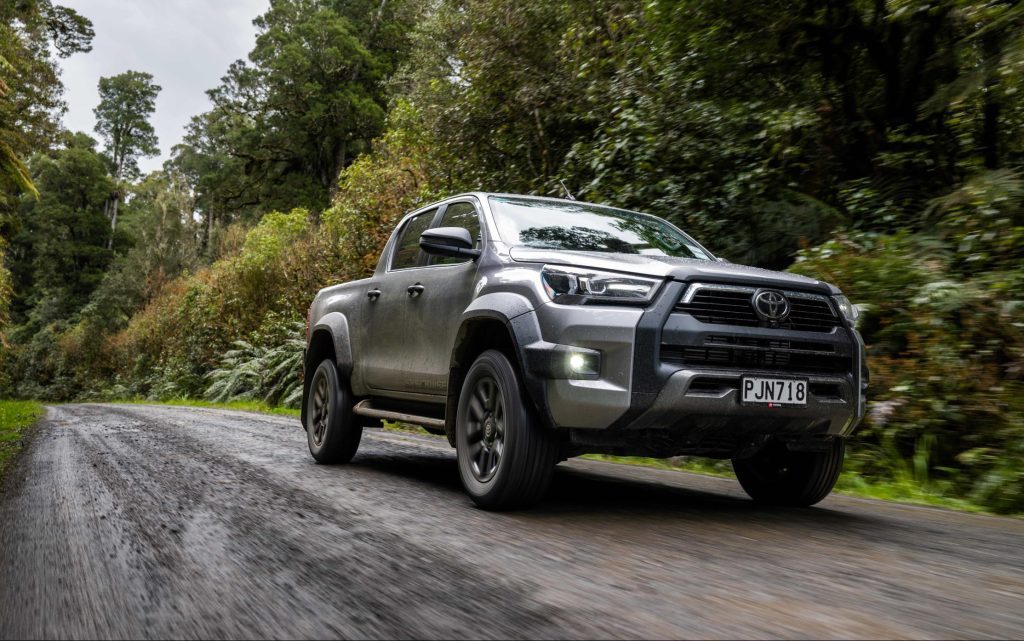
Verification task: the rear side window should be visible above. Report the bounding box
[429,202,482,266]
[390,209,436,270]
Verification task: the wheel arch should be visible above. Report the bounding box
[301,312,353,426]
[446,296,549,445]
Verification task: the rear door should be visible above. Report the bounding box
[361,207,438,392]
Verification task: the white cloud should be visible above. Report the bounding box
[59,0,269,173]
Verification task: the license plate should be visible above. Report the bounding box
[741,377,807,406]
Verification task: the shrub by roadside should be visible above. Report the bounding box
[791,232,1024,513]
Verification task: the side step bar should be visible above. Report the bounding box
[352,400,446,430]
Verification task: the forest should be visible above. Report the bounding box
[1,0,1022,511]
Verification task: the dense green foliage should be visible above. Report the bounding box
[1,0,1023,510]
[0,0,93,360]
[791,230,1024,511]
[0,0,93,213]
[167,0,421,250]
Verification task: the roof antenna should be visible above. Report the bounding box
[558,179,576,201]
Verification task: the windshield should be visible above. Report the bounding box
[488,196,713,260]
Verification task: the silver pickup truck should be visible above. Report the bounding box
[303,193,867,509]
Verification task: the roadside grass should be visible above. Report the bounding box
[833,472,986,514]
[113,397,301,417]
[582,453,733,477]
[0,400,44,481]
[101,398,998,515]
[584,453,989,514]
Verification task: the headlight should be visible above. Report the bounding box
[541,265,662,305]
[833,294,860,324]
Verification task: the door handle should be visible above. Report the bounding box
[406,284,425,296]
[367,288,381,300]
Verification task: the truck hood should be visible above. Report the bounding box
[508,247,836,294]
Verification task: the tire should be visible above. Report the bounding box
[732,438,845,507]
[305,359,362,464]
[456,349,559,510]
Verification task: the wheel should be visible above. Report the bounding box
[456,349,559,510]
[732,438,845,507]
[305,359,362,464]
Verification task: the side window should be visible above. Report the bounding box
[390,209,437,270]
[429,202,482,266]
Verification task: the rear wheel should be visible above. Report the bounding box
[305,359,362,464]
[732,438,844,507]
[456,349,558,510]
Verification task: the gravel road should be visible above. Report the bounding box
[1,403,1022,639]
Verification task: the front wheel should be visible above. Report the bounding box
[456,350,559,510]
[305,359,362,464]
[732,439,845,507]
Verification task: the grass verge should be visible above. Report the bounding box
[583,453,990,514]
[0,400,44,481]
[113,397,300,417]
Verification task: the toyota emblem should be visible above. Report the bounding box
[753,289,790,323]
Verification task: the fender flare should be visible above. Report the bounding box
[302,312,354,426]
[309,312,354,378]
[446,294,551,443]
[458,292,535,330]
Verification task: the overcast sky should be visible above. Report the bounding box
[59,0,269,174]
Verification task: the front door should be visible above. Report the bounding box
[401,200,483,396]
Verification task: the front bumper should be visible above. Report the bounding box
[523,280,866,455]
[624,367,862,436]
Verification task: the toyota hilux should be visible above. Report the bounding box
[302,193,867,509]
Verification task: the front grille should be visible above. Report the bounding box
[662,335,852,375]
[676,286,841,333]
[678,288,759,327]
[704,335,834,352]
[788,298,842,332]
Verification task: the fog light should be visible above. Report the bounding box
[566,350,600,378]
[569,353,586,372]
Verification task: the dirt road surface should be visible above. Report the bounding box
[1,404,1022,639]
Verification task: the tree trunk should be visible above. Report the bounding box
[107,195,119,250]
[327,141,348,200]
[201,209,215,258]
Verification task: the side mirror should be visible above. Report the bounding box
[419,227,482,260]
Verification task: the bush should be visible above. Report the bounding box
[792,232,1024,512]
[322,102,445,281]
[204,318,305,408]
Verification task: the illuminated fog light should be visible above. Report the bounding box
[565,350,600,378]
[569,353,586,372]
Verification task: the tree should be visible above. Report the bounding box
[167,110,253,256]
[0,0,92,345]
[93,70,161,247]
[78,169,201,332]
[0,0,93,226]
[0,53,39,204]
[10,132,113,327]
[169,0,421,231]
[399,0,598,196]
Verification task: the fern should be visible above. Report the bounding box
[204,323,306,408]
